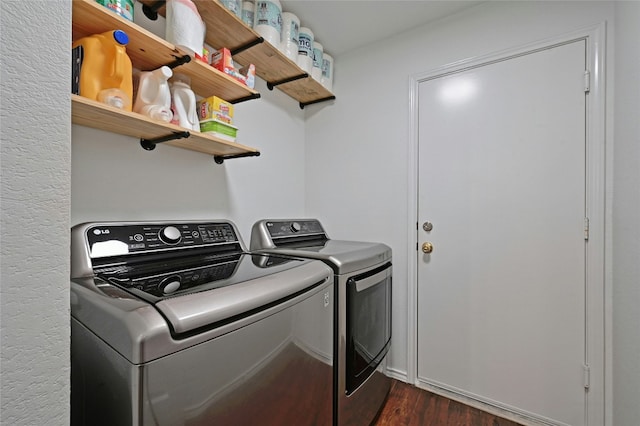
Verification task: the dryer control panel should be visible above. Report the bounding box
[250,219,329,250]
[265,220,325,238]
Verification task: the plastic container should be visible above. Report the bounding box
[133,66,173,122]
[280,12,299,62]
[95,0,134,21]
[241,0,254,27]
[254,0,282,47]
[321,53,334,92]
[72,30,133,111]
[220,0,241,17]
[166,0,206,56]
[170,74,200,131]
[200,119,238,142]
[311,41,323,81]
[297,26,314,73]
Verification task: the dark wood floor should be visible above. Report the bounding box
[374,380,524,426]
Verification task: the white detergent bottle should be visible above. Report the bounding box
[170,73,199,131]
[133,66,173,122]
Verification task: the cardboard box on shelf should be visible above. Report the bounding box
[211,48,256,89]
[197,96,234,124]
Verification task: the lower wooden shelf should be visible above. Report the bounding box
[71,94,260,158]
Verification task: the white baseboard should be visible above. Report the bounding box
[385,366,408,382]
[415,379,568,426]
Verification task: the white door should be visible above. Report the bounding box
[417,40,587,425]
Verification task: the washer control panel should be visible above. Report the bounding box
[265,220,325,238]
[86,222,239,258]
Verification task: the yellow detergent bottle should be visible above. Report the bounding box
[72,30,133,111]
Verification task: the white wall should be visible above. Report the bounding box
[613,2,640,425]
[0,1,71,424]
[72,78,307,237]
[304,0,615,385]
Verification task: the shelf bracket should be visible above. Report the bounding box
[230,93,262,104]
[300,95,336,110]
[142,0,165,21]
[165,54,191,70]
[140,131,191,151]
[230,37,265,56]
[214,151,261,164]
[267,73,309,91]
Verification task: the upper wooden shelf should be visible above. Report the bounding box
[72,0,259,103]
[137,0,335,107]
[72,95,259,159]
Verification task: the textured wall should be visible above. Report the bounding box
[0,1,71,425]
[613,2,640,424]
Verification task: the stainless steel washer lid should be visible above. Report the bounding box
[155,259,331,334]
[71,257,333,363]
[250,219,392,274]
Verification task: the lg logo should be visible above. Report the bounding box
[92,228,111,235]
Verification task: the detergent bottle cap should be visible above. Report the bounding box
[155,66,173,81]
[171,73,192,86]
[113,30,129,46]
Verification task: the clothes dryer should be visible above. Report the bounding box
[251,219,392,426]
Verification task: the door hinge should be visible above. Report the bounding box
[583,364,591,390]
[584,70,591,93]
[584,217,590,241]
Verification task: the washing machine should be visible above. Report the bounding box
[250,219,392,426]
[70,220,334,425]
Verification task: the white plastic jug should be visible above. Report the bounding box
[280,12,299,61]
[321,53,334,92]
[170,74,199,131]
[311,41,323,81]
[254,0,282,47]
[133,66,173,122]
[241,0,254,27]
[297,26,314,73]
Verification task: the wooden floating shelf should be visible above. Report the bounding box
[72,95,259,157]
[72,0,259,103]
[137,0,335,107]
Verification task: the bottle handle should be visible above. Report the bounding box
[111,44,124,85]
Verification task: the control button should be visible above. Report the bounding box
[159,226,181,245]
[133,233,144,242]
[291,222,301,233]
[160,276,181,294]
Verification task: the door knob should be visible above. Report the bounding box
[422,242,434,254]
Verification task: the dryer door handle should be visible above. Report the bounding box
[354,268,390,292]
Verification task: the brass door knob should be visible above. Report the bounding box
[422,242,434,254]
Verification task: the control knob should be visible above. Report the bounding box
[159,276,181,294]
[290,222,301,233]
[159,226,182,245]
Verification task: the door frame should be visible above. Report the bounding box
[406,22,608,425]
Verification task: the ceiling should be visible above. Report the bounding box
[278,1,483,57]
